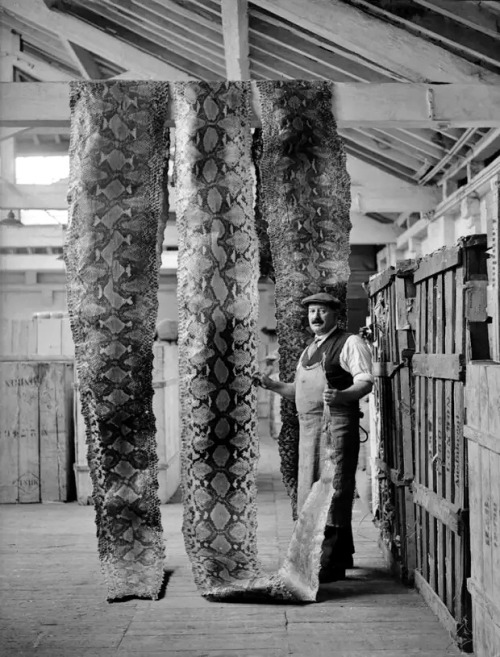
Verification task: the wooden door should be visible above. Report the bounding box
[412,234,488,652]
[369,261,417,583]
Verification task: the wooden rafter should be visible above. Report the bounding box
[347,0,500,70]
[0,127,31,142]
[418,128,478,184]
[63,41,101,80]
[482,1,500,16]
[3,81,500,130]
[368,128,446,162]
[0,176,439,214]
[0,26,75,82]
[344,141,417,184]
[340,128,430,173]
[221,0,250,80]
[0,0,194,80]
[441,128,500,182]
[0,12,70,63]
[250,43,326,81]
[412,0,500,40]
[251,0,500,83]
[145,0,222,33]
[94,0,224,62]
[251,10,398,82]
[103,0,223,47]
[49,0,224,79]
[250,34,364,82]
[10,51,75,82]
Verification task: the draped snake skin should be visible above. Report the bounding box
[65,81,169,600]
[66,80,351,602]
[256,81,351,517]
[174,81,293,599]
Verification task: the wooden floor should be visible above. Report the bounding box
[0,434,464,657]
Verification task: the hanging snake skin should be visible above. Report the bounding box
[174,81,337,601]
[65,81,169,600]
[66,80,350,603]
[256,81,352,517]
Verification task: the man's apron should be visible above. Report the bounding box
[295,351,360,531]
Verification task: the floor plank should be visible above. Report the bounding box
[0,434,463,656]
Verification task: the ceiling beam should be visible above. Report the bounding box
[344,141,416,183]
[63,41,102,80]
[1,25,75,81]
[2,82,500,130]
[251,0,500,83]
[0,127,31,142]
[340,128,430,173]
[251,11,393,82]
[350,213,400,244]
[347,0,500,71]
[0,175,439,214]
[0,180,69,210]
[10,52,75,82]
[411,0,500,40]
[221,0,250,80]
[441,128,500,182]
[101,0,223,50]
[350,183,439,214]
[0,0,194,80]
[75,0,225,78]
[372,128,446,162]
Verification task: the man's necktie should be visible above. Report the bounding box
[307,337,322,359]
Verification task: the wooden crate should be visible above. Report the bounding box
[0,315,74,358]
[34,313,75,358]
[465,361,500,657]
[74,341,181,505]
[0,318,37,357]
[368,260,417,583]
[0,360,74,503]
[411,234,489,652]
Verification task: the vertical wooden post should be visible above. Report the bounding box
[395,265,417,581]
[0,29,18,202]
[369,262,417,583]
[486,176,500,361]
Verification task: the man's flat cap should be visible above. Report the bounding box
[301,292,341,308]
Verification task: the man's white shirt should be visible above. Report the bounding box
[310,327,373,384]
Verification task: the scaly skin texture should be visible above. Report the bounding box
[65,80,350,603]
[174,81,273,598]
[174,81,339,602]
[65,81,169,600]
[256,81,352,518]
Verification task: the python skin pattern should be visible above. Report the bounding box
[174,81,340,601]
[65,81,169,600]
[256,80,352,517]
[66,80,350,602]
[174,80,282,599]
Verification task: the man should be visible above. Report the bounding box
[259,292,373,582]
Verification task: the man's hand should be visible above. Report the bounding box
[257,373,275,390]
[323,380,373,406]
[323,388,341,406]
[255,374,296,401]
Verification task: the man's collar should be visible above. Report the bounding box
[314,325,338,345]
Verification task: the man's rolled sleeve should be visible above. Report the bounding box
[340,335,374,384]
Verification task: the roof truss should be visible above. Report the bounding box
[221,0,250,79]
[0,0,194,80]
[2,81,499,129]
[251,0,500,83]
